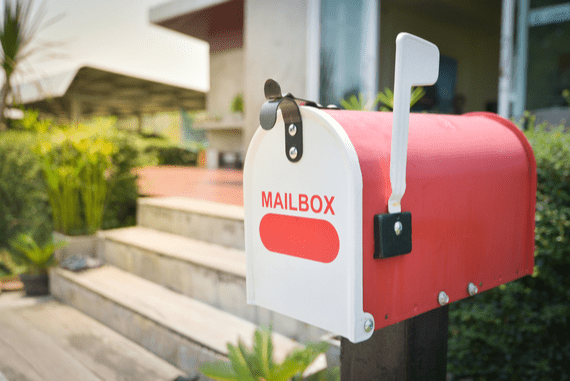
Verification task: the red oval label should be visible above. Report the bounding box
[259,213,340,263]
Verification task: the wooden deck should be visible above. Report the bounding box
[0,295,184,381]
[136,166,243,206]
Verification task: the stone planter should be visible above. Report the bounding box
[53,231,98,262]
[20,273,49,296]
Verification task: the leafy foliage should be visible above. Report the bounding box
[9,233,64,275]
[562,89,570,106]
[448,119,570,380]
[0,130,52,250]
[0,0,54,130]
[35,125,117,235]
[143,144,198,166]
[201,326,339,381]
[340,87,425,111]
[230,93,244,114]
[0,112,186,240]
[374,87,426,112]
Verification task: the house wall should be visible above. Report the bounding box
[208,49,245,119]
[242,0,309,152]
[379,5,501,113]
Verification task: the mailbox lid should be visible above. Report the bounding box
[325,110,537,331]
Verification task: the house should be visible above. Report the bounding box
[11,0,208,133]
[150,0,570,168]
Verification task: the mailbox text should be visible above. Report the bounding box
[262,191,335,215]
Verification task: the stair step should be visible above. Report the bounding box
[137,197,244,249]
[51,266,325,379]
[98,226,328,343]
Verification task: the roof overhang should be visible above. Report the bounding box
[15,66,206,119]
[149,0,243,53]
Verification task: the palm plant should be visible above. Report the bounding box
[9,233,64,275]
[340,87,426,112]
[0,0,48,130]
[201,326,339,381]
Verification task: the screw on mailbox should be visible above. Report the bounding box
[288,124,297,136]
[394,221,403,235]
[289,147,298,159]
[468,282,478,296]
[438,291,449,306]
[364,318,374,333]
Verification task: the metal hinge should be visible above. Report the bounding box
[259,79,339,163]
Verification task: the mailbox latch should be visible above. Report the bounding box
[260,79,338,163]
[374,212,412,259]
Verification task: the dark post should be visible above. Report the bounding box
[340,305,449,380]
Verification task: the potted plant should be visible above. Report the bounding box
[35,125,116,260]
[9,233,66,296]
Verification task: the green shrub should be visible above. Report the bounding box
[201,326,338,381]
[0,131,52,250]
[36,125,118,235]
[230,93,244,114]
[340,87,425,111]
[139,133,198,167]
[1,113,168,240]
[448,122,570,380]
[101,130,142,230]
[9,233,64,275]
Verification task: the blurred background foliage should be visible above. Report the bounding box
[0,110,199,254]
[448,115,570,380]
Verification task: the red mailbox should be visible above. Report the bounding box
[244,34,536,343]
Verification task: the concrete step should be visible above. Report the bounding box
[137,197,244,250]
[51,265,326,380]
[98,226,328,344]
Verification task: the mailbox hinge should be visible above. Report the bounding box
[260,79,339,163]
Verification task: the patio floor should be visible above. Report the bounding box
[136,166,243,206]
[0,294,184,381]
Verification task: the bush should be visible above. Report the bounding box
[0,131,52,250]
[0,112,184,241]
[448,122,570,380]
[140,134,199,167]
[201,326,338,381]
[36,126,119,235]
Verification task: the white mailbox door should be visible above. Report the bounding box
[244,107,373,343]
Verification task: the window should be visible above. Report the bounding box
[317,0,378,106]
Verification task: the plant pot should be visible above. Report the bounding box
[19,273,49,296]
[53,231,98,261]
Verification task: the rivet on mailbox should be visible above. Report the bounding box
[244,33,536,343]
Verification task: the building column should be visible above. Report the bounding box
[513,0,530,118]
[70,95,82,123]
[206,148,219,169]
[498,0,515,118]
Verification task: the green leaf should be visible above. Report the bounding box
[200,360,240,381]
[253,326,274,378]
[227,343,256,381]
[303,366,340,381]
[272,342,329,381]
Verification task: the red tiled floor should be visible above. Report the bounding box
[1,276,24,292]
[135,166,243,206]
